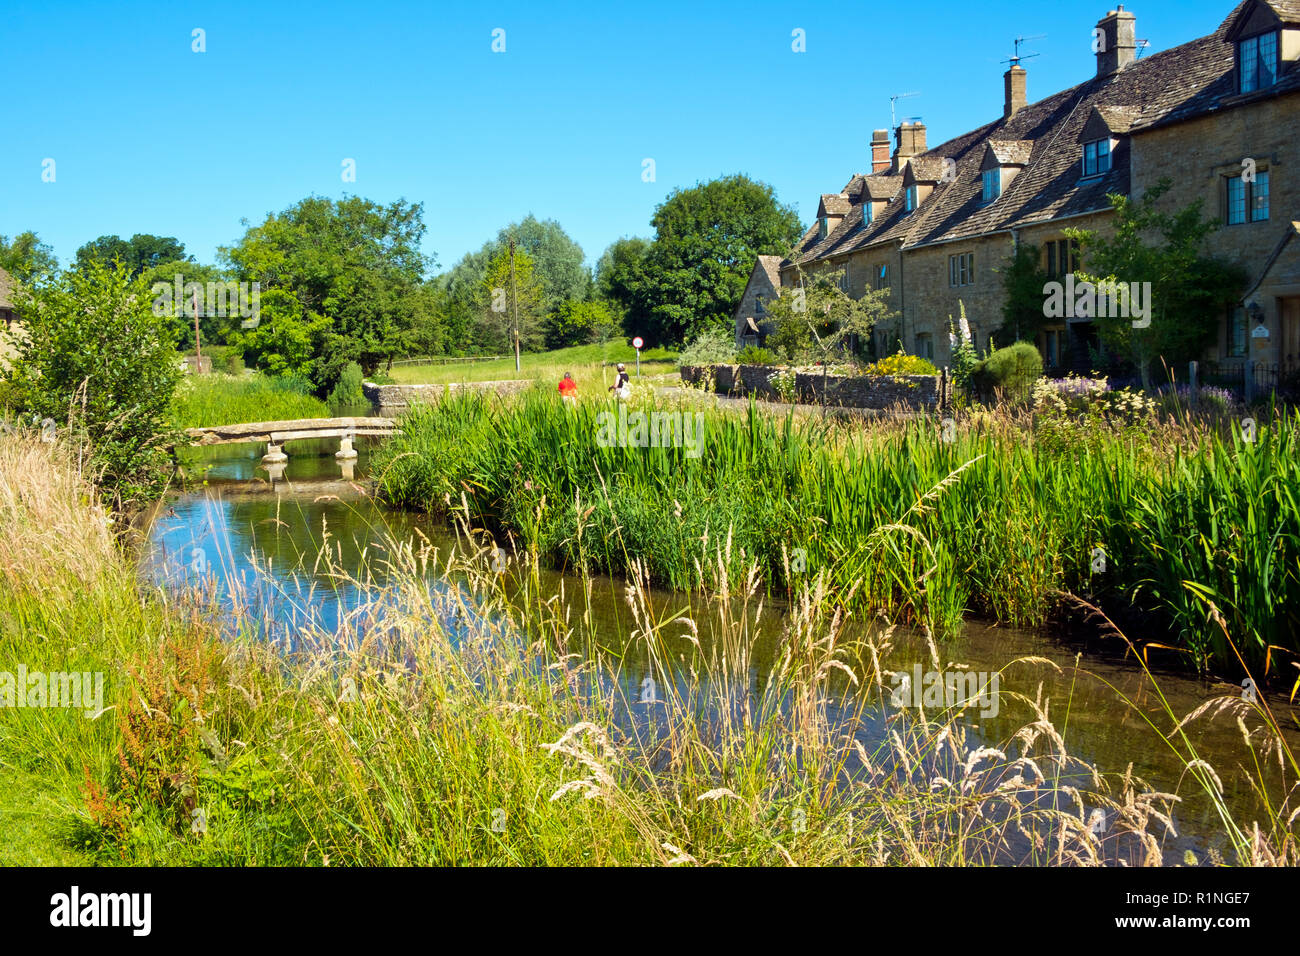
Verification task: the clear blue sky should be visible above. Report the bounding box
[1,0,1241,275]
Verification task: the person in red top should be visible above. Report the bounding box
[558,372,578,406]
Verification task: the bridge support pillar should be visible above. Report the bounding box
[262,442,288,465]
[335,435,358,460]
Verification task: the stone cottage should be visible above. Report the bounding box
[768,0,1300,379]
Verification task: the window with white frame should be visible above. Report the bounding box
[981,168,1001,202]
[1082,138,1111,177]
[1227,170,1270,224]
[1239,31,1279,93]
[949,252,975,287]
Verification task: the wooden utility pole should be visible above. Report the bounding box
[509,236,521,372]
[192,286,203,372]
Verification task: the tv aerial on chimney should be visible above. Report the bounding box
[1002,33,1046,67]
[890,91,920,130]
[1136,39,1152,59]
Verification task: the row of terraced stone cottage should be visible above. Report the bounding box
[734,0,1300,382]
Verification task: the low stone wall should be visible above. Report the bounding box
[362,379,533,411]
[678,364,945,410]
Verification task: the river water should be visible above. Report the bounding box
[144,440,1299,864]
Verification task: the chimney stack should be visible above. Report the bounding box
[1095,5,1137,77]
[1004,64,1027,119]
[871,129,890,174]
[893,121,927,171]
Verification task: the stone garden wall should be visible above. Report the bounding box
[678,365,946,410]
[362,379,532,412]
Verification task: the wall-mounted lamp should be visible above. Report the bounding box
[1247,300,1265,324]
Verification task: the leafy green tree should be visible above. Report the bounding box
[997,241,1049,345]
[497,215,589,313]
[227,288,329,379]
[480,247,544,354]
[1066,180,1246,390]
[760,260,895,366]
[546,299,621,348]
[1,260,181,503]
[637,175,803,347]
[221,196,431,387]
[138,259,235,350]
[403,283,450,358]
[595,236,653,339]
[75,234,189,278]
[0,231,59,283]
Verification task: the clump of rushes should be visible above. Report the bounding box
[373,389,1300,676]
[2,430,1295,865]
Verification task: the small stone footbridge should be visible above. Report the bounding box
[184,416,400,464]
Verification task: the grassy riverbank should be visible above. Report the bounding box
[170,372,330,429]
[3,432,1294,865]
[373,389,1300,679]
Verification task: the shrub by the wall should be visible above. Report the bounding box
[972,342,1042,402]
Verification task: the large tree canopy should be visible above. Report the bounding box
[614,175,803,347]
[220,195,432,385]
[594,236,652,337]
[0,231,59,283]
[434,215,590,353]
[74,233,189,278]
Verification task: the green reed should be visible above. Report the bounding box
[374,388,1300,676]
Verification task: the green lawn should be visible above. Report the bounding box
[387,341,678,395]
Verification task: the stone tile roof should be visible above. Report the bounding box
[1263,0,1300,21]
[1093,105,1143,133]
[906,156,949,183]
[788,1,1299,268]
[753,254,782,286]
[819,193,851,216]
[987,140,1035,165]
[860,174,902,200]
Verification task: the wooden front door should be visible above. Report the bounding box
[1282,297,1300,365]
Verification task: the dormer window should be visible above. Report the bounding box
[981,169,1001,203]
[1082,138,1111,178]
[904,186,916,212]
[862,203,873,227]
[1239,31,1279,92]
[817,217,829,240]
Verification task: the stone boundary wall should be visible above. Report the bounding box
[678,365,946,410]
[362,379,533,411]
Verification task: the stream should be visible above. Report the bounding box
[143,438,1299,864]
